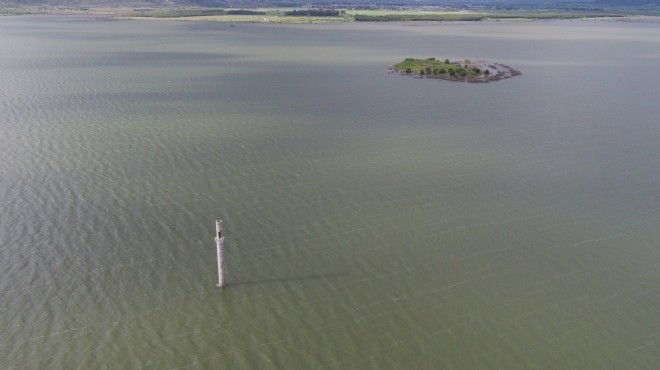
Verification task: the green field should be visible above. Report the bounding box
[351,10,626,22]
[0,6,638,22]
[132,8,627,23]
[122,8,353,23]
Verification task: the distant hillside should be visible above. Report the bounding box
[596,0,660,4]
[1,0,194,4]
[0,0,230,5]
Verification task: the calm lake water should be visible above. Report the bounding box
[1,16,659,369]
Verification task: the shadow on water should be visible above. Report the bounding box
[226,272,349,288]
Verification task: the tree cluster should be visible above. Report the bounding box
[226,9,266,15]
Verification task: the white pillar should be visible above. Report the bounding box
[215,220,225,287]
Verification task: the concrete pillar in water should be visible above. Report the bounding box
[215,220,225,287]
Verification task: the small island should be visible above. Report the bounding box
[391,58,521,83]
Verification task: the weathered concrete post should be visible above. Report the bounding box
[215,220,225,287]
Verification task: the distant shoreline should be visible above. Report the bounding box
[3,6,660,24]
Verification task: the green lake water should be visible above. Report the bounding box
[1,16,659,369]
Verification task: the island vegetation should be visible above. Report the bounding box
[392,58,521,83]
